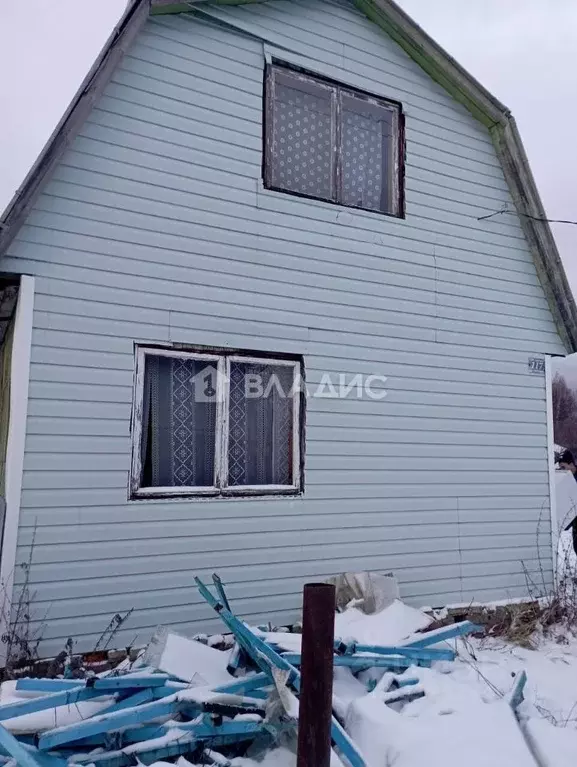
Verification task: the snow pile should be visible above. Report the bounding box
[334,599,432,645]
[143,626,232,687]
[331,601,577,767]
[346,671,535,767]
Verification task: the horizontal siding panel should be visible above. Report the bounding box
[98,93,262,151]
[30,362,132,387]
[131,37,264,95]
[17,533,462,568]
[17,516,547,548]
[28,357,545,402]
[90,106,261,167]
[18,499,547,529]
[20,563,464,603]
[19,547,546,594]
[19,518,463,549]
[31,286,558,350]
[26,416,130,438]
[26,435,130,454]
[146,18,265,68]
[46,159,531,257]
[26,193,541,298]
[114,62,262,122]
[27,323,551,378]
[18,560,548,620]
[20,206,543,298]
[19,498,457,527]
[20,237,554,331]
[28,345,548,396]
[17,489,549,513]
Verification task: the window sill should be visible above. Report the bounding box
[130,487,303,501]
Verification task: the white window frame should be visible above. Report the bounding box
[130,347,302,499]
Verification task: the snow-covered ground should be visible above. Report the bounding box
[4,591,577,766]
[259,596,577,767]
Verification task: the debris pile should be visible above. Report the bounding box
[0,575,536,767]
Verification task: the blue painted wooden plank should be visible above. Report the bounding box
[282,653,430,670]
[180,719,265,738]
[336,643,455,661]
[394,677,420,688]
[196,577,367,767]
[403,621,484,648]
[0,686,106,721]
[195,577,296,681]
[508,670,527,712]
[0,723,62,767]
[330,717,366,767]
[15,679,83,693]
[92,674,170,690]
[382,685,425,705]
[213,672,270,695]
[71,721,270,765]
[91,688,155,717]
[38,697,178,751]
[212,573,232,612]
[71,732,197,767]
[227,642,243,675]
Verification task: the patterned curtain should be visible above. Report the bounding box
[228,363,294,486]
[270,69,334,200]
[341,93,391,212]
[141,356,216,487]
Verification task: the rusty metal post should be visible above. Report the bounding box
[297,582,335,767]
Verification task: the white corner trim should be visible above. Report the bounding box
[545,355,559,587]
[0,275,34,663]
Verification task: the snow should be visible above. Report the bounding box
[259,600,430,655]
[525,718,577,767]
[4,593,577,767]
[331,609,577,767]
[334,599,432,645]
[143,627,232,687]
[257,631,302,653]
[0,681,115,734]
[231,747,297,767]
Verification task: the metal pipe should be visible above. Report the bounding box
[296,583,335,767]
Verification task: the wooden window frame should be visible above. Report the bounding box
[263,61,405,218]
[130,346,303,500]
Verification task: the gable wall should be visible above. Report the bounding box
[1,0,564,653]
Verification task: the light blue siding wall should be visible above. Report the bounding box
[2,0,564,653]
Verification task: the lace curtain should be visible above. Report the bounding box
[140,357,295,488]
[228,362,294,486]
[141,356,216,487]
[268,66,394,214]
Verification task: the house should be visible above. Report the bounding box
[0,0,575,657]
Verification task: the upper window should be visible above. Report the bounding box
[264,63,404,217]
[130,347,303,498]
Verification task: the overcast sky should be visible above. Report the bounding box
[2,0,577,371]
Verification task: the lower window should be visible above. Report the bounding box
[130,347,303,498]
